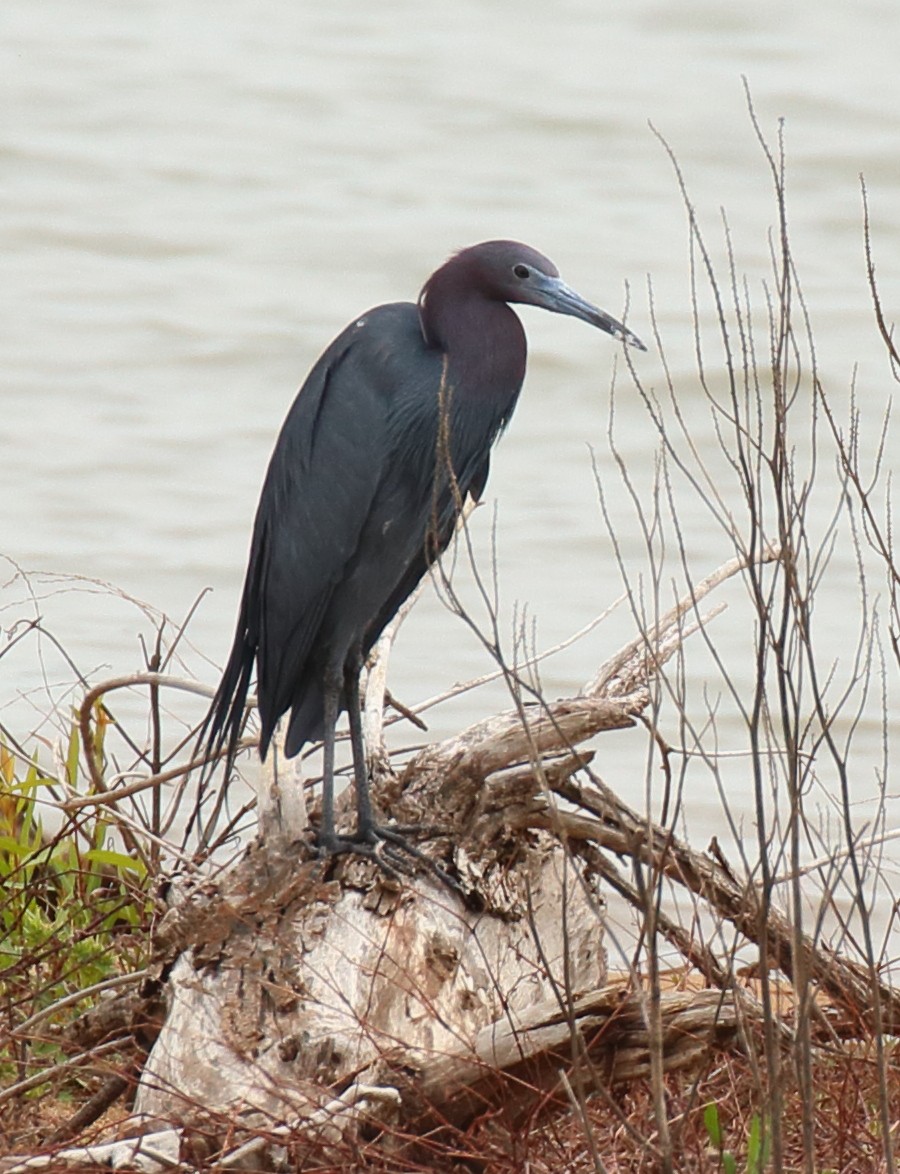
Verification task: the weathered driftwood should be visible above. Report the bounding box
[20,546,888,1170]
[412,979,754,1129]
[3,985,751,1174]
[544,774,900,1037]
[10,547,899,1170]
[136,814,610,1124]
[129,555,763,1166]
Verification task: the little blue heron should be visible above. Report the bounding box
[203,240,644,867]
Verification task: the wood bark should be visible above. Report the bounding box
[80,548,898,1167]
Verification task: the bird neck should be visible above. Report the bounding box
[418,278,527,402]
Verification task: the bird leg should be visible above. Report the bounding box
[316,663,343,854]
[313,657,407,876]
[313,655,462,896]
[344,656,376,837]
[345,653,418,848]
[343,656,466,896]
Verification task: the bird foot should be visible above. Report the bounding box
[315,821,464,898]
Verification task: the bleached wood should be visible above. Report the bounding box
[256,727,308,844]
[128,548,839,1168]
[136,837,607,1125]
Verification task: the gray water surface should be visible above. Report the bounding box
[3,0,899,952]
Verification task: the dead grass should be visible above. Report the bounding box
[2,1020,897,1172]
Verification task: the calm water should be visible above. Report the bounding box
[3,0,899,951]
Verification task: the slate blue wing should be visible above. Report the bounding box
[202,313,397,766]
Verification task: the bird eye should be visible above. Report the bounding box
[513,264,530,280]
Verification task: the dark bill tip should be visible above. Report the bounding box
[536,275,647,352]
[590,309,647,352]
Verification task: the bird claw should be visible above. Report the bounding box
[315,822,464,898]
[312,832,403,879]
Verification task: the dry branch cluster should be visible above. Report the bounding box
[8,550,893,1173]
[5,104,900,1173]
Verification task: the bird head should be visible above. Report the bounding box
[457,240,646,351]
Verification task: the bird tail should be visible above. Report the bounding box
[196,625,257,786]
[284,687,325,758]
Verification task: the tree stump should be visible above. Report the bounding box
[135,738,611,1154]
[131,557,778,1164]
